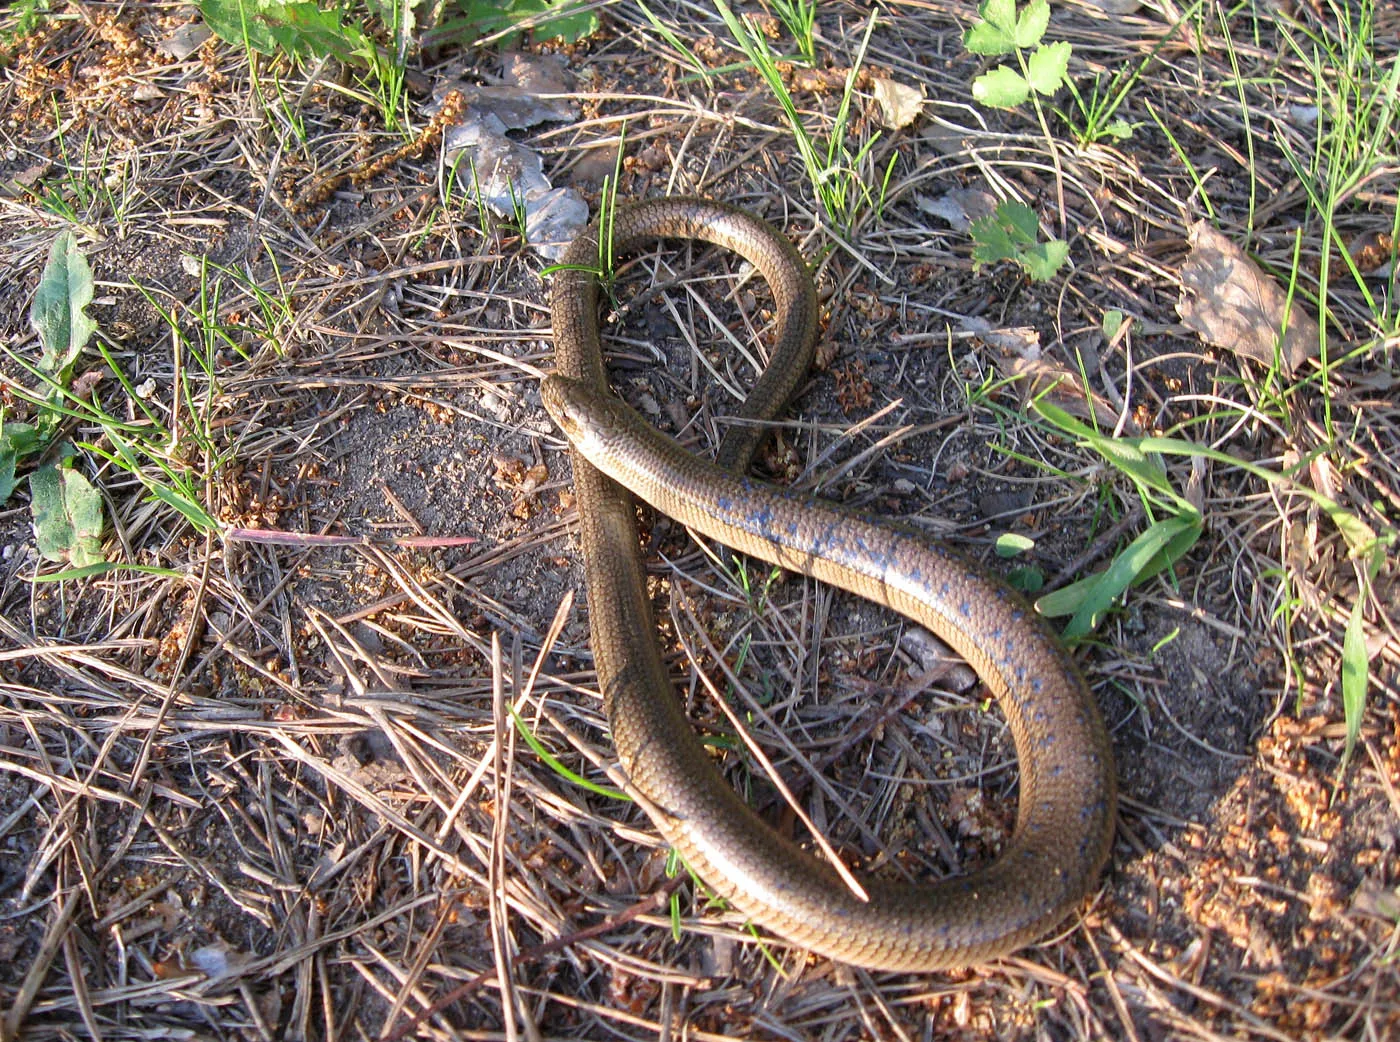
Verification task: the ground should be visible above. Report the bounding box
[1,2,1397,1040]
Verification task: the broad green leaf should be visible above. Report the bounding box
[971,64,1029,108]
[1102,309,1125,339]
[1022,236,1070,282]
[1013,0,1051,49]
[199,0,292,56]
[978,0,1018,36]
[198,0,352,58]
[1026,40,1071,95]
[1040,514,1201,638]
[533,1,598,42]
[1007,566,1044,594]
[970,213,1018,268]
[281,0,359,60]
[30,461,105,567]
[1,421,44,504]
[1035,404,1201,513]
[999,200,1041,243]
[996,531,1036,557]
[458,0,599,45]
[0,451,15,505]
[30,230,96,378]
[964,6,1015,56]
[1089,437,1172,496]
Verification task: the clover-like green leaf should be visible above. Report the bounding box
[971,64,1030,109]
[999,200,1041,243]
[1021,237,1071,282]
[970,213,1018,268]
[1013,0,1051,49]
[964,0,1017,55]
[1027,40,1071,96]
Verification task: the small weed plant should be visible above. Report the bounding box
[969,200,1069,283]
[2,233,222,576]
[450,0,599,46]
[199,0,418,129]
[713,0,893,235]
[962,0,1070,280]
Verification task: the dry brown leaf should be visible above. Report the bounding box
[1008,356,1129,431]
[1178,220,1321,373]
[872,75,924,129]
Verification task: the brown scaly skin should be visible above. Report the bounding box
[548,198,1115,971]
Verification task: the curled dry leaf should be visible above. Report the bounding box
[917,186,998,232]
[970,318,1129,431]
[1178,220,1321,373]
[872,75,924,129]
[1009,356,1129,431]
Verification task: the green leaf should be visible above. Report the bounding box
[365,0,415,36]
[0,451,15,506]
[996,531,1036,557]
[971,64,1030,108]
[30,230,96,378]
[281,1,361,60]
[1,421,44,504]
[30,461,105,567]
[999,200,1041,244]
[978,0,1018,36]
[509,704,627,800]
[970,213,1017,268]
[532,1,598,43]
[1341,595,1368,768]
[1013,0,1051,49]
[1026,40,1071,95]
[458,0,599,45]
[1022,236,1070,282]
[1007,566,1044,594]
[970,202,1069,282]
[198,0,350,58]
[199,0,287,56]
[964,23,1013,55]
[30,561,187,583]
[1102,309,1124,340]
[1039,514,1202,638]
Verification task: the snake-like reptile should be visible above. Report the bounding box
[543,197,1115,971]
